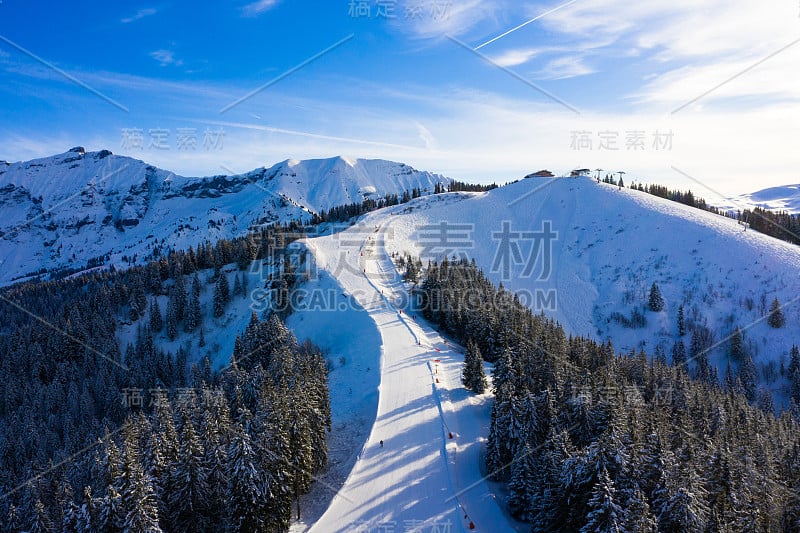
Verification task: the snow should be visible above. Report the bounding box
[723,184,800,214]
[287,219,518,532]
[283,175,800,530]
[115,264,272,370]
[0,150,450,287]
[314,177,800,405]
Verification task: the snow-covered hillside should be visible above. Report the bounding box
[725,184,800,214]
[0,148,449,286]
[329,177,800,404]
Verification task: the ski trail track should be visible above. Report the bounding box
[307,213,515,533]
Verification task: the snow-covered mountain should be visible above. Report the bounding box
[726,184,800,214]
[0,148,450,286]
[353,177,800,403]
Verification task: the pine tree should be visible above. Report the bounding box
[227,428,267,532]
[672,340,687,369]
[149,298,163,333]
[233,274,243,297]
[622,485,657,533]
[790,345,800,404]
[170,417,209,529]
[507,444,538,521]
[404,260,419,283]
[120,445,162,532]
[213,273,230,318]
[462,338,487,394]
[729,326,745,363]
[648,283,664,312]
[653,458,709,532]
[165,298,177,341]
[199,326,206,348]
[173,276,187,322]
[768,298,785,328]
[185,291,200,333]
[677,304,686,336]
[6,503,23,532]
[653,344,667,366]
[581,468,623,533]
[29,500,54,533]
[739,355,757,402]
[98,486,124,532]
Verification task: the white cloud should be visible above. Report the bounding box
[534,0,800,108]
[394,0,502,40]
[121,8,157,24]
[149,50,183,67]
[241,0,281,17]
[415,122,437,150]
[535,55,594,80]
[491,47,542,68]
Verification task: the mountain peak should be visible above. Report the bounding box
[0,149,451,286]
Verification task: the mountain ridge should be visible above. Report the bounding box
[0,148,451,286]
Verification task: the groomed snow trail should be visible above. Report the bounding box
[306,217,515,533]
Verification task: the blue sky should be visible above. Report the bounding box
[1,0,799,197]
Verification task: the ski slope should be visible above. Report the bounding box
[303,220,515,532]
[366,177,800,404]
[295,176,800,530]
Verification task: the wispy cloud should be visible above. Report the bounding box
[395,0,501,39]
[241,0,281,17]
[488,38,616,69]
[536,55,594,80]
[535,0,800,108]
[491,47,542,68]
[415,122,437,150]
[150,49,183,67]
[121,8,157,24]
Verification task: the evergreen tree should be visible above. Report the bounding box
[199,326,206,348]
[170,416,209,529]
[227,428,267,532]
[729,326,745,363]
[507,444,538,521]
[581,468,623,533]
[739,355,757,402]
[653,459,709,532]
[120,447,161,532]
[6,504,23,532]
[648,282,664,312]
[790,345,800,404]
[653,344,667,366]
[149,298,163,333]
[768,297,785,328]
[97,486,124,532]
[672,340,687,369]
[621,486,657,533]
[213,273,230,318]
[233,273,243,297]
[29,500,54,533]
[462,338,487,394]
[165,300,177,341]
[185,291,200,333]
[677,304,686,336]
[173,276,187,322]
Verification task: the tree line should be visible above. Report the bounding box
[0,218,328,531]
[418,258,800,531]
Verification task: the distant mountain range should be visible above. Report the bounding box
[0,148,450,286]
[727,184,800,214]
